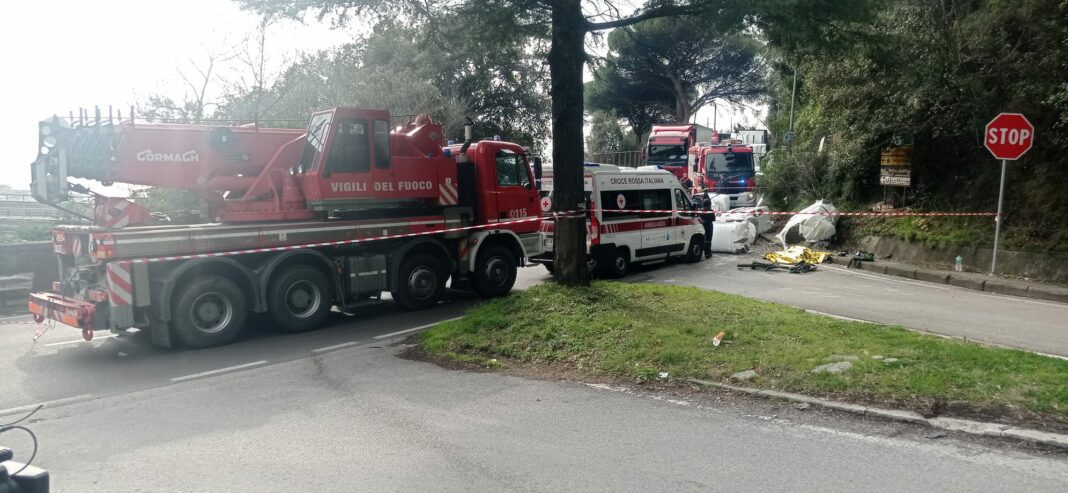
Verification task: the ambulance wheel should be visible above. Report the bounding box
[268,264,332,333]
[686,235,705,263]
[171,275,247,349]
[392,253,447,310]
[473,245,517,298]
[605,248,630,278]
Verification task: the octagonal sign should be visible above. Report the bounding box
[985,113,1034,160]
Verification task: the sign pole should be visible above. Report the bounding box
[990,159,1007,275]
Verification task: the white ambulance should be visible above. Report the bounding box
[532,163,706,277]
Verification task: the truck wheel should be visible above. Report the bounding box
[686,235,704,263]
[268,264,332,333]
[171,276,247,349]
[473,245,517,298]
[604,248,630,278]
[392,253,446,310]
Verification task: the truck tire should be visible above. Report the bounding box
[171,275,248,349]
[473,244,517,298]
[604,248,630,278]
[392,253,446,310]
[686,235,704,263]
[267,264,332,333]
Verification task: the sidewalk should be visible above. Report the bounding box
[841,257,1068,304]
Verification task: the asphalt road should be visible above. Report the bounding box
[2,258,1066,491]
[7,343,1067,492]
[633,251,1068,357]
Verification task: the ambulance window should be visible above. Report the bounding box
[325,118,370,174]
[673,188,691,211]
[600,190,640,220]
[640,189,671,218]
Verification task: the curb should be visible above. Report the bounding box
[686,378,1068,449]
[849,262,1068,304]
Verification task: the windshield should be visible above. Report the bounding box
[705,152,754,175]
[647,144,687,163]
[299,112,332,169]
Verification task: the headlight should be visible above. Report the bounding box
[43,135,58,147]
[40,124,53,136]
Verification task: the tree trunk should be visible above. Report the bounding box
[670,75,690,123]
[548,0,590,286]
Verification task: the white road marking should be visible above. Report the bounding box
[802,308,874,324]
[0,394,94,417]
[823,264,1068,309]
[373,317,465,340]
[170,360,268,382]
[0,313,32,321]
[45,334,119,347]
[312,341,359,353]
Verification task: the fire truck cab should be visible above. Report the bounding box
[687,143,759,208]
[532,164,705,277]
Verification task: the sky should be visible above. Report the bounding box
[0,0,351,188]
[0,0,764,189]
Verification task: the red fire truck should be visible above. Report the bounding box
[26,107,542,348]
[644,124,716,181]
[687,142,759,208]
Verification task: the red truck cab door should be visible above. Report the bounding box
[299,109,397,211]
[480,145,539,232]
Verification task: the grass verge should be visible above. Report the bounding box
[421,281,1068,426]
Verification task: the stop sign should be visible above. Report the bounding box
[985,113,1034,160]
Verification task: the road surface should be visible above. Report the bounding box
[635,252,1068,357]
[2,259,1066,491]
[5,341,1067,492]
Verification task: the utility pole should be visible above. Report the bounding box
[789,68,797,132]
[712,100,718,131]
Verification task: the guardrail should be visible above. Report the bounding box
[0,274,32,313]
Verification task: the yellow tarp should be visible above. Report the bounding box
[763,245,831,265]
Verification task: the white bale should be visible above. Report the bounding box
[709,221,754,253]
[776,200,838,246]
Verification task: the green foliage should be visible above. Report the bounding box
[764,0,1068,250]
[423,281,1068,418]
[220,10,551,149]
[128,187,203,215]
[586,15,764,131]
[13,222,54,242]
[585,111,638,159]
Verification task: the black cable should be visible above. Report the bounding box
[0,404,42,428]
[0,425,38,476]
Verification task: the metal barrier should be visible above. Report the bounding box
[589,151,643,168]
[0,274,32,313]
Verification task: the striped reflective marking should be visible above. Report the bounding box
[106,261,133,306]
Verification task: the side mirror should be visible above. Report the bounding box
[533,157,543,180]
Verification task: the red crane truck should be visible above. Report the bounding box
[26,107,542,348]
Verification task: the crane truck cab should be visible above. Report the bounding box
[26,107,542,349]
[687,142,759,209]
[530,163,704,277]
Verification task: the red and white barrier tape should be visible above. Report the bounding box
[130,216,545,264]
[563,209,998,217]
[106,209,993,265]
